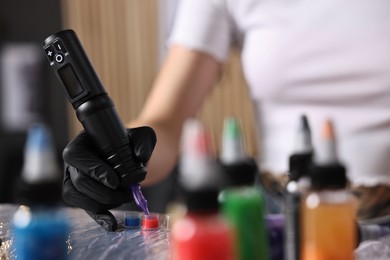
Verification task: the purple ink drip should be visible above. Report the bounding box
[131,184,150,215]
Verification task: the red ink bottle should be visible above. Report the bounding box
[171,119,236,260]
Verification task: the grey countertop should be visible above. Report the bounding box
[2,204,390,259]
[0,204,170,260]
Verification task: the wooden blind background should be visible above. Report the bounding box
[61,0,259,157]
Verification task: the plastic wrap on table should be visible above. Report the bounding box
[0,204,170,260]
[355,236,390,260]
[2,204,390,259]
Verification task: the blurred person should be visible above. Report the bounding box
[62,0,390,230]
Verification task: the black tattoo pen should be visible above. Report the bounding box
[42,29,150,215]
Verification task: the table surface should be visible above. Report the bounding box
[0,204,170,260]
[2,204,390,259]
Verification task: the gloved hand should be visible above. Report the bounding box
[62,126,156,231]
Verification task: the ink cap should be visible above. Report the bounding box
[124,212,142,229]
[220,116,246,164]
[310,119,347,190]
[14,123,62,205]
[220,116,257,186]
[179,118,225,212]
[288,114,313,181]
[141,213,160,230]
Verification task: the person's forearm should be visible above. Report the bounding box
[127,119,180,186]
[127,45,222,186]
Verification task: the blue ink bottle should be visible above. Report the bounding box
[12,124,70,260]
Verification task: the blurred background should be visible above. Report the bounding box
[0,0,67,203]
[0,0,258,212]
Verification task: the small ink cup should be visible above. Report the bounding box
[141,213,160,230]
[124,212,142,229]
[164,214,171,230]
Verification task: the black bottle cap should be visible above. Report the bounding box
[14,178,62,206]
[310,163,347,190]
[221,158,258,187]
[179,188,220,212]
[288,152,312,181]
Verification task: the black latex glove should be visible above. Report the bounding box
[62,126,156,231]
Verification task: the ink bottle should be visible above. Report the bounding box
[218,116,269,259]
[12,124,70,260]
[301,119,356,260]
[171,119,236,260]
[12,205,69,260]
[284,114,313,260]
[222,187,269,260]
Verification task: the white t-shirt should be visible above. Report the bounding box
[169,0,390,186]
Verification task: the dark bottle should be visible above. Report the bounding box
[12,124,70,260]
